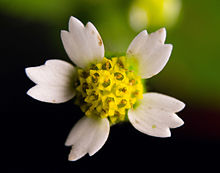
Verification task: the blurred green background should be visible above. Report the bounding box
[1,0,220,138]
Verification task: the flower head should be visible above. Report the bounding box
[75,56,143,124]
[26,17,185,161]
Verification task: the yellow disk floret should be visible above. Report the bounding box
[75,56,144,124]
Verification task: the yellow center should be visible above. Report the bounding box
[75,56,143,124]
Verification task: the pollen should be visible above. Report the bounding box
[75,57,144,124]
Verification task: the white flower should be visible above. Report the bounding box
[25,16,185,161]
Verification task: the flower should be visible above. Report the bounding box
[25,16,185,161]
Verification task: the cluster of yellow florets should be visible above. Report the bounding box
[75,56,143,124]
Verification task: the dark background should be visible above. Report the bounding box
[1,0,220,172]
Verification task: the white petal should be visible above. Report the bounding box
[25,59,76,103]
[25,59,76,86]
[27,85,75,104]
[61,16,104,68]
[127,28,173,79]
[65,116,110,161]
[128,93,185,138]
[142,92,185,112]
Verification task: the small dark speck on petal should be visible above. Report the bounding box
[97,35,102,46]
[128,50,133,54]
[160,108,165,111]
[135,119,140,124]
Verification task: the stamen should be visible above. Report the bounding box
[80,71,89,78]
[118,99,127,108]
[106,97,114,104]
[82,82,89,92]
[92,73,99,83]
[114,72,124,80]
[90,64,98,70]
[119,87,127,93]
[129,79,135,85]
[102,61,112,70]
[117,59,124,68]
[102,79,111,88]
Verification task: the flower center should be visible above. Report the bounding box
[75,57,143,124]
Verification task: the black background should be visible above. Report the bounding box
[2,13,220,173]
